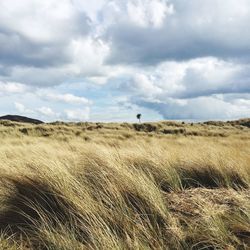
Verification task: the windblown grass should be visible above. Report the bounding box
[0,120,249,249]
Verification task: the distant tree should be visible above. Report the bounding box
[136,114,142,123]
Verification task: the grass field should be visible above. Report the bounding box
[0,119,249,249]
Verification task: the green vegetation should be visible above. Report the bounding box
[0,119,249,249]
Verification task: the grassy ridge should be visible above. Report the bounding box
[0,120,249,249]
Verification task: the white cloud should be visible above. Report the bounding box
[14,101,91,121]
[0,0,90,43]
[64,107,90,121]
[72,0,106,22]
[37,107,57,117]
[0,81,28,95]
[40,92,91,105]
[68,37,110,77]
[127,0,174,28]
[14,102,34,114]
[125,73,163,97]
[122,57,250,100]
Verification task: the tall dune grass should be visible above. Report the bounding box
[0,120,249,249]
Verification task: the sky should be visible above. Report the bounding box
[0,0,250,122]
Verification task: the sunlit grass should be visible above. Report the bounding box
[0,120,249,249]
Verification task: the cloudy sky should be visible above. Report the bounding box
[0,0,250,122]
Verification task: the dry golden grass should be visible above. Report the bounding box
[0,119,249,249]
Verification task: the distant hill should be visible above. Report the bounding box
[204,118,250,128]
[0,115,44,124]
[227,118,250,128]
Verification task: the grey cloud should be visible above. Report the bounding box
[0,64,11,76]
[118,58,250,101]
[106,25,250,65]
[114,56,250,120]
[0,1,91,75]
[176,66,250,99]
[104,0,250,65]
[0,31,70,68]
[136,94,250,120]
